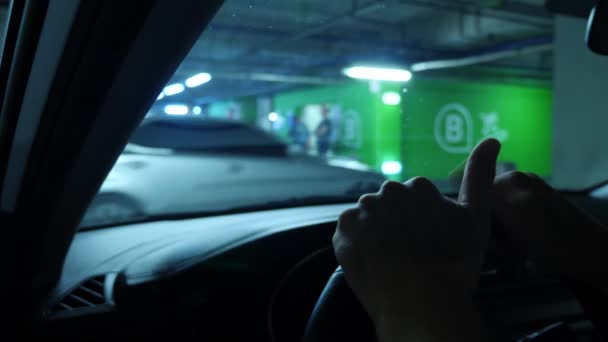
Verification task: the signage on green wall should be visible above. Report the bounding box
[402,78,552,180]
[433,103,511,154]
[434,103,475,153]
[271,77,552,183]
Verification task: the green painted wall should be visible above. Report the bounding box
[402,78,552,180]
[237,96,257,124]
[272,77,552,183]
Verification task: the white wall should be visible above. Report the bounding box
[553,15,608,189]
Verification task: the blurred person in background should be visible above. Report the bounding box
[315,106,333,156]
[289,115,310,153]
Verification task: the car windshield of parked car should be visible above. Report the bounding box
[80,0,608,228]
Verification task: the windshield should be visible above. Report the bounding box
[81,0,608,227]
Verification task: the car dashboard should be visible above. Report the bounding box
[43,204,347,340]
[40,199,606,341]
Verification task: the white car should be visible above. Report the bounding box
[81,118,386,226]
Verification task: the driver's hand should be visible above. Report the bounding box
[493,171,608,293]
[333,138,500,342]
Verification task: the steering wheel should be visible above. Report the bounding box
[301,230,522,342]
[302,260,608,342]
[303,266,376,342]
[301,230,517,342]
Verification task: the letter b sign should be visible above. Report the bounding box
[434,104,473,153]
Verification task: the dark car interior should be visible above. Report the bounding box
[35,194,608,341]
[1,0,608,341]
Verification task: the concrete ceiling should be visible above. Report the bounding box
[164,0,555,104]
[0,0,556,105]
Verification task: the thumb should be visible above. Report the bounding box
[458,138,501,215]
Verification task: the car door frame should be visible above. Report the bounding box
[0,0,223,330]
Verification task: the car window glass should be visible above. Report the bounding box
[81,0,607,228]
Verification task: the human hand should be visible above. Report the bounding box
[332,139,501,341]
[493,172,608,292]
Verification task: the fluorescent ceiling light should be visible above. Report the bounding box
[382,92,401,105]
[268,112,278,122]
[192,105,202,115]
[343,66,412,82]
[185,73,212,88]
[381,161,402,175]
[164,104,189,116]
[163,83,185,96]
[157,92,164,100]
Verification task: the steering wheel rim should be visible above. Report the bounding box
[303,267,377,342]
[303,266,603,342]
[302,231,569,342]
[302,228,523,342]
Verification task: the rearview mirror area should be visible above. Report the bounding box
[586,0,608,55]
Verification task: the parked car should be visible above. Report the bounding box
[81,117,386,226]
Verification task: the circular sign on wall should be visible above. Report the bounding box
[434,103,474,154]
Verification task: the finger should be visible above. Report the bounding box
[358,193,380,212]
[493,171,530,202]
[493,171,546,205]
[333,208,359,259]
[379,180,407,201]
[525,173,553,192]
[404,176,440,195]
[493,172,553,221]
[337,208,358,230]
[458,138,501,216]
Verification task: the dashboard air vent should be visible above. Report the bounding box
[52,275,106,313]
